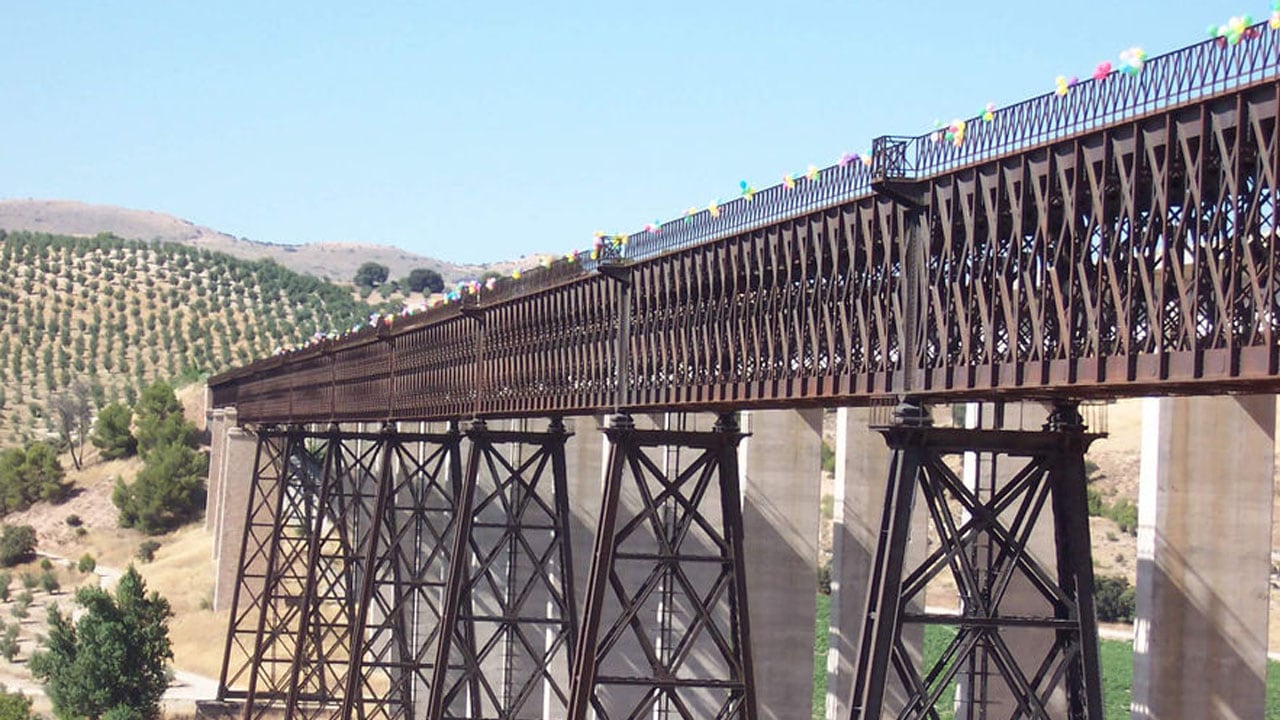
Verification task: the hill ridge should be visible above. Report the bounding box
[0,199,519,285]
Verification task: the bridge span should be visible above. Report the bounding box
[207,24,1280,720]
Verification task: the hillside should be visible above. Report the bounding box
[0,199,526,285]
[0,230,379,449]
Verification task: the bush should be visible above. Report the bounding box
[136,541,160,563]
[77,554,96,574]
[0,573,10,602]
[0,624,19,662]
[39,571,58,595]
[18,575,34,592]
[0,527,36,568]
[38,559,50,572]
[0,686,31,720]
[1095,575,1136,623]
[64,514,81,528]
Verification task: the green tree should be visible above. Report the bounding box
[132,382,195,458]
[90,403,137,460]
[405,268,445,294]
[113,443,207,534]
[0,526,36,567]
[353,261,389,289]
[30,566,173,720]
[0,443,67,512]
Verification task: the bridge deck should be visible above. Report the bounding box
[210,29,1280,424]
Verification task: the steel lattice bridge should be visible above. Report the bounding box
[208,25,1280,720]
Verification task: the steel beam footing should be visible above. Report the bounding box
[216,419,578,720]
[848,400,1105,720]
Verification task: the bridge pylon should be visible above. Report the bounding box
[849,400,1104,720]
[567,412,758,720]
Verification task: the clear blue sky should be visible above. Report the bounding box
[0,0,1255,264]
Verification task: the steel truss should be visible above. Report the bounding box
[568,413,757,720]
[217,421,579,720]
[432,418,580,719]
[850,401,1104,720]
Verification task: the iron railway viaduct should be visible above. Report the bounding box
[206,27,1280,720]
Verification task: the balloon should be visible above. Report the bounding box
[783,174,796,189]
[807,164,820,181]
[1093,61,1112,80]
[709,200,721,217]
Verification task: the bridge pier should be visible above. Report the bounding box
[739,409,822,720]
[1131,395,1275,720]
[849,399,1104,720]
[567,411,759,720]
[211,410,256,613]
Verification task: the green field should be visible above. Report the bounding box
[812,593,1280,719]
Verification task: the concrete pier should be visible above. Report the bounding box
[740,409,823,720]
[1131,395,1275,720]
[211,415,257,612]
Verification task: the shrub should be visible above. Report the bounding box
[18,575,34,592]
[77,554,95,574]
[64,514,81,528]
[0,687,31,720]
[1094,575,1135,623]
[136,541,160,563]
[0,624,20,663]
[38,559,51,572]
[0,527,35,568]
[39,572,58,595]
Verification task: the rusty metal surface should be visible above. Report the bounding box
[210,30,1280,425]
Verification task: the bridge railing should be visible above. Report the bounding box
[909,25,1280,177]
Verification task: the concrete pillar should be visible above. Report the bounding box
[739,409,822,720]
[565,415,607,617]
[211,408,238,564]
[212,419,258,612]
[205,408,227,535]
[1131,395,1274,720]
[827,406,928,718]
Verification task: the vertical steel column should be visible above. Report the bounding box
[566,412,632,720]
[1045,403,1104,720]
[567,412,757,720]
[426,419,484,719]
[847,400,1104,720]
[848,402,930,720]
